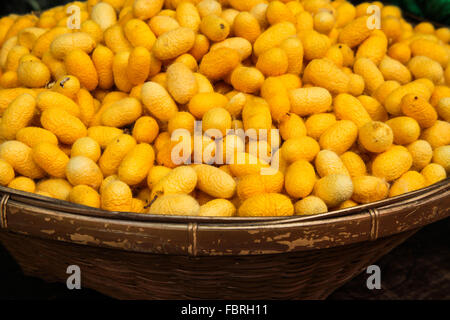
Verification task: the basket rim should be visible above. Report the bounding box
[1,177,448,255]
[0,178,448,225]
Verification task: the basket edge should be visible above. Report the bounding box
[0,179,448,256]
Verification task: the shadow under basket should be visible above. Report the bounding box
[0,179,449,300]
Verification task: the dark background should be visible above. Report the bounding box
[0,0,449,300]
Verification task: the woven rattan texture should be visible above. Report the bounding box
[0,179,447,299]
[0,230,415,299]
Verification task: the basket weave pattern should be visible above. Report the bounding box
[0,179,448,299]
[0,230,416,299]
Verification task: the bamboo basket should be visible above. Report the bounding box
[0,178,448,299]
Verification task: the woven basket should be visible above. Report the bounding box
[0,178,448,299]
